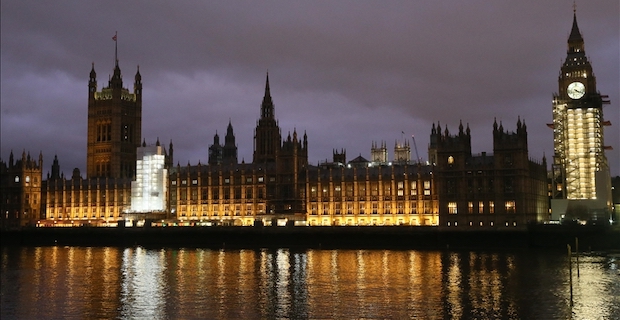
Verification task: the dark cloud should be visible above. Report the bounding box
[1,0,618,176]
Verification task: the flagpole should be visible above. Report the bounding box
[113,31,118,66]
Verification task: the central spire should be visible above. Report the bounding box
[253,72,281,163]
[261,72,274,119]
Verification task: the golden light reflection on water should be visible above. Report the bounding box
[1,247,619,319]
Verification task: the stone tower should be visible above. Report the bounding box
[549,10,612,220]
[371,141,387,164]
[222,120,238,164]
[0,151,43,228]
[549,13,611,204]
[86,46,142,179]
[253,73,281,164]
[276,129,308,215]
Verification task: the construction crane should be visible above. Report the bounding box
[411,134,421,164]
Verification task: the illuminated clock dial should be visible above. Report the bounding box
[567,81,585,99]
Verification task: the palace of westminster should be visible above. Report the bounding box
[1,13,615,230]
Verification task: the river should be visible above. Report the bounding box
[1,246,618,319]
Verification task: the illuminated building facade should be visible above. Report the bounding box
[305,161,438,226]
[433,120,548,230]
[1,33,560,230]
[36,58,164,227]
[550,12,613,221]
[393,139,411,164]
[41,166,131,227]
[129,141,168,213]
[40,141,172,227]
[0,151,43,228]
[169,75,309,226]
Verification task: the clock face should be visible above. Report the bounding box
[567,81,585,99]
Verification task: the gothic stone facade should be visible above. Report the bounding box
[432,120,548,230]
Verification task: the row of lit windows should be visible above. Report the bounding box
[307,218,436,227]
[13,175,38,185]
[310,201,435,214]
[48,191,128,205]
[448,201,515,214]
[172,186,266,201]
[446,221,518,227]
[48,208,122,220]
[310,211,434,216]
[172,176,266,186]
[177,204,266,216]
[309,181,432,198]
[564,71,586,77]
[48,207,120,213]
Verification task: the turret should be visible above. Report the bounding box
[89,63,97,100]
[209,131,222,165]
[50,154,61,180]
[109,60,123,90]
[223,121,238,164]
[134,66,142,94]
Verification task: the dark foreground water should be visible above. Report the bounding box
[1,246,618,319]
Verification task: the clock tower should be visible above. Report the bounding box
[550,10,612,221]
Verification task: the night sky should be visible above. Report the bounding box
[1,1,618,176]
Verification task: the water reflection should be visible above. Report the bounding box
[1,246,619,319]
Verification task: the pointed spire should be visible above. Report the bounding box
[260,72,275,119]
[303,131,308,149]
[265,72,271,97]
[156,137,160,146]
[566,7,586,56]
[214,131,220,144]
[90,62,96,81]
[227,119,234,135]
[568,7,582,43]
[134,65,142,94]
